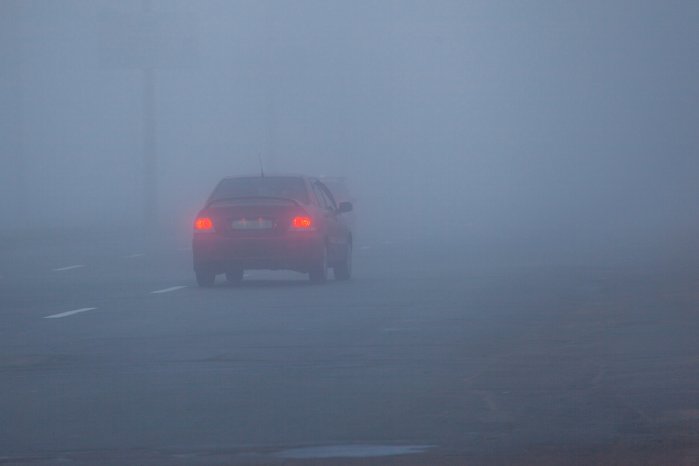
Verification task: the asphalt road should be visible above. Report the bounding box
[1,232,698,465]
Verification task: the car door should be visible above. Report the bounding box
[312,181,347,262]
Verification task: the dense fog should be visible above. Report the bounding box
[2,0,698,260]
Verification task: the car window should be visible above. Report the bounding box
[317,182,337,210]
[211,177,309,204]
[312,183,330,210]
[320,178,351,203]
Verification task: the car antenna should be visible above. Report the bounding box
[258,152,265,177]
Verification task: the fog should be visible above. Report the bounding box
[4,4,699,462]
[2,0,699,261]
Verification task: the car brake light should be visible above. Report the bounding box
[194,217,214,231]
[291,216,313,230]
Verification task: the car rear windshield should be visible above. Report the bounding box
[210,177,309,204]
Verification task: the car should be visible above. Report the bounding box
[319,176,356,229]
[192,175,353,286]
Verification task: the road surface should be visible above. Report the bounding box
[1,232,698,465]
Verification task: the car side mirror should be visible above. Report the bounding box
[338,201,353,213]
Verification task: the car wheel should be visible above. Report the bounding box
[195,269,215,287]
[334,243,352,281]
[309,245,328,284]
[225,267,244,284]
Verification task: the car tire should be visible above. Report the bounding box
[334,243,352,281]
[225,267,244,284]
[195,269,215,287]
[309,245,328,284]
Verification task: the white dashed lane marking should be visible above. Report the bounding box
[52,265,85,272]
[151,286,187,294]
[44,307,97,319]
[124,253,145,258]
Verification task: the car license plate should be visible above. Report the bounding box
[231,218,274,230]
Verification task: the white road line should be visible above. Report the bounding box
[124,253,145,258]
[44,307,97,319]
[52,265,85,272]
[151,285,187,294]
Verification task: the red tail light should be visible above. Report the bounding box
[290,216,314,230]
[194,217,214,231]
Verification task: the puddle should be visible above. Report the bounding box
[275,444,433,459]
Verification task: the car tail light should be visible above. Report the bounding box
[194,217,214,232]
[290,216,314,230]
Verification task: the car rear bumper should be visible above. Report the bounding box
[193,232,324,273]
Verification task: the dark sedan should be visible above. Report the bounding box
[192,175,353,286]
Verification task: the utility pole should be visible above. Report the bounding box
[99,1,196,238]
[141,0,157,232]
[262,2,277,172]
[265,90,277,171]
[0,1,27,228]
[142,65,157,231]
